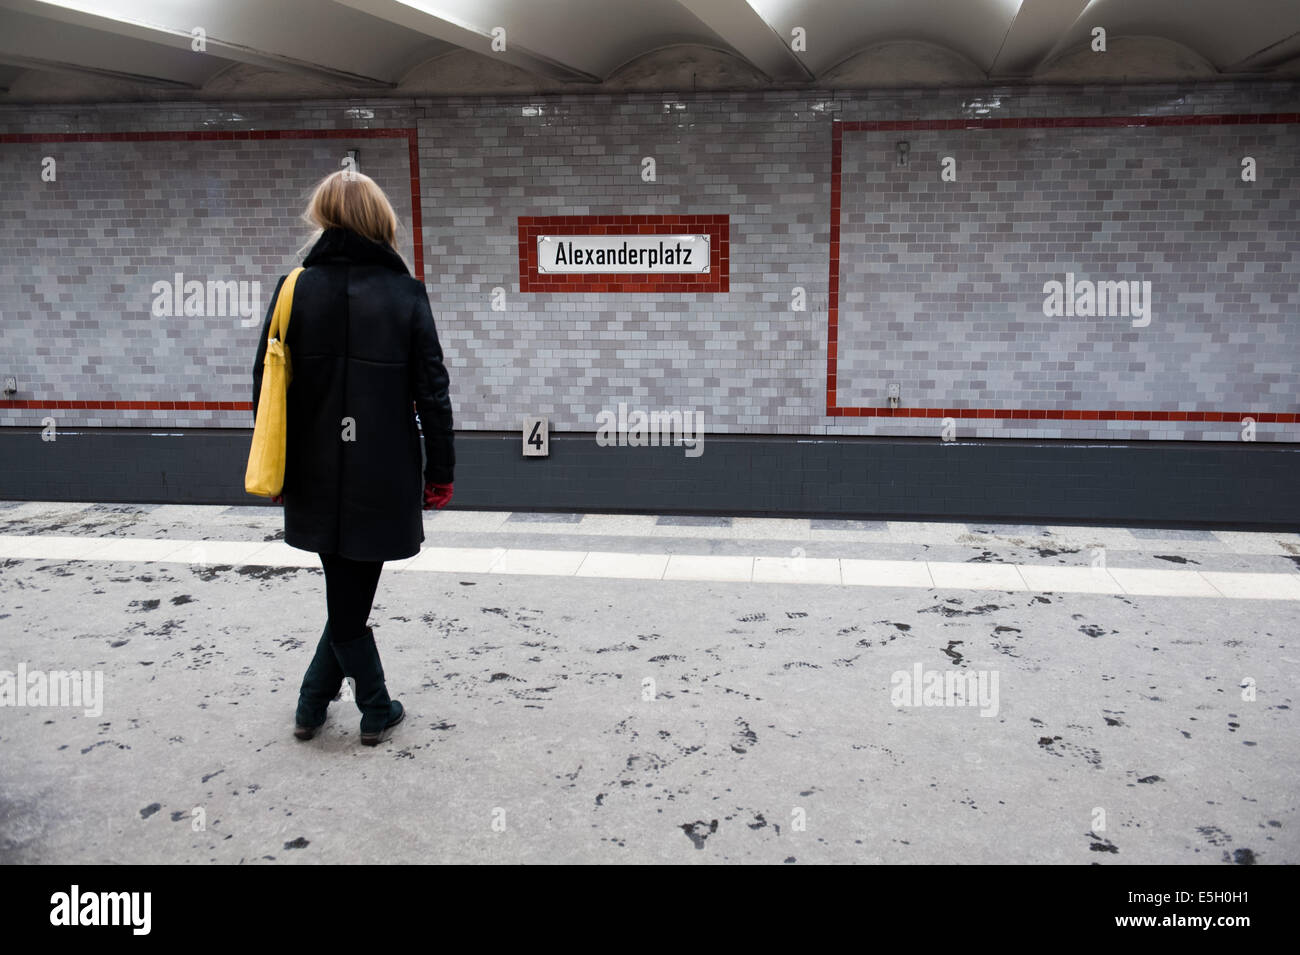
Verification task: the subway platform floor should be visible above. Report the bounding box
[0,499,1296,864]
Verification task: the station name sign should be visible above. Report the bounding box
[537,235,710,273]
[518,214,728,293]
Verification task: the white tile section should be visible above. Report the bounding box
[489,548,587,576]
[170,540,276,566]
[841,559,934,588]
[752,556,841,585]
[242,541,323,568]
[1016,565,1124,594]
[85,538,192,562]
[662,554,755,582]
[0,528,1296,602]
[1107,568,1222,597]
[928,562,1029,591]
[1200,571,1300,600]
[0,534,115,560]
[576,551,670,579]
[403,547,507,573]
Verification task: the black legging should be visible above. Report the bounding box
[319,552,384,644]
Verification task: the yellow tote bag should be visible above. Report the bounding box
[245,267,304,498]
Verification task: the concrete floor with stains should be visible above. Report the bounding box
[0,500,1296,864]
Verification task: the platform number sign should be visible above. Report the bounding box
[523,416,549,457]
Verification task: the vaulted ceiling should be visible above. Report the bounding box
[1,0,1297,102]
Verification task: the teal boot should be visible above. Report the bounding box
[331,626,404,746]
[293,622,346,740]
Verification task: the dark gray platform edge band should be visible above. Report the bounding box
[1,429,1297,531]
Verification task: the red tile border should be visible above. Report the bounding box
[840,113,1300,133]
[518,214,728,293]
[827,113,1300,423]
[827,121,843,415]
[1,127,424,416]
[0,400,251,411]
[0,397,1292,423]
[816,406,1299,423]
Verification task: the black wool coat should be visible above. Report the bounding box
[252,227,455,562]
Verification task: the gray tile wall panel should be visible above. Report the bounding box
[0,83,1296,446]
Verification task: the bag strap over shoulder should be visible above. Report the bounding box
[268,266,306,344]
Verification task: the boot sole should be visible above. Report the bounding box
[360,706,405,746]
[293,701,332,740]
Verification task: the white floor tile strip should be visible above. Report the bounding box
[1,532,1298,600]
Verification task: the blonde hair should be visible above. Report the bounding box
[298,169,403,259]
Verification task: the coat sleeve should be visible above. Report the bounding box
[409,282,455,485]
[251,274,288,423]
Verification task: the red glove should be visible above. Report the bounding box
[423,481,453,510]
[271,493,283,505]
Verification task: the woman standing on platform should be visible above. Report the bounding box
[252,169,456,746]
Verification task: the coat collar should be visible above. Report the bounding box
[303,227,409,275]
